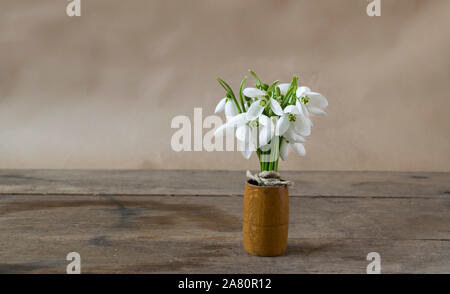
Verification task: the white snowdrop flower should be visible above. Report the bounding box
[296,86,328,116]
[273,101,312,137]
[243,88,266,98]
[215,97,239,120]
[280,136,306,160]
[214,101,266,159]
[212,70,328,172]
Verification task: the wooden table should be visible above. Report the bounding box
[0,170,449,274]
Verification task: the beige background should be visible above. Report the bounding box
[0,0,449,171]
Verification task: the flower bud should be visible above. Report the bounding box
[276,86,281,96]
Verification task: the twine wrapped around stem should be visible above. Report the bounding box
[246,170,292,186]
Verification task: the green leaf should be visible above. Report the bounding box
[275,86,281,97]
[281,75,298,107]
[216,77,242,113]
[248,69,262,86]
[267,80,279,93]
[239,76,248,112]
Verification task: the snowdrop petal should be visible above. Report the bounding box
[285,128,305,143]
[296,86,311,97]
[301,103,310,117]
[277,83,291,95]
[292,143,306,156]
[270,98,284,116]
[308,106,326,116]
[275,114,289,136]
[249,128,259,150]
[258,114,271,127]
[236,125,249,142]
[301,105,313,127]
[224,101,238,120]
[214,97,227,113]
[294,114,311,136]
[280,138,290,160]
[243,88,266,98]
[308,92,328,109]
[259,126,274,147]
[238,133,256,153]
[284,105,300,115]
[295,100,305,116]
[227,113,246,127]
[246,102,264,121]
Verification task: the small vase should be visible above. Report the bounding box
[243,180,289,257]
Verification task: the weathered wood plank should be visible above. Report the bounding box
[1,170,449,198]
[1,237,447,274]
[1,195,448,273]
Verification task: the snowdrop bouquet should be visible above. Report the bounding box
[214,70,328,173]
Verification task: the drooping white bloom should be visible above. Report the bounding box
[215,97,239,120]
[245,100,265,121]
[280,137,289,160]
[280,128,307,160]
[213,72,328,164]
[265,97,309,160]
[258,114,276,147]
[280,137,306,160]
[284,127,306,144]
[214,101,266,159]
[215,97,227,113]
[269,97,284,116]
[243,87,270,111]
[296,86,328,116]
[271,99,312,137]
[271,84,328,116]
[243,88,266,98]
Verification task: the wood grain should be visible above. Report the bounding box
[1,170,449,198]
[0,191,449,273]
[243,182,289,256]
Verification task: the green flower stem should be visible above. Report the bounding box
[274,139,282,171]
[281,76,298,107]
[267,80,279,93]
[259,138,283,172]
[281,90,292,108]
[256,149,262,171]
[239,76,247,112]
[260,150,266,172]
[248,69,262,87]
[216,77,242,113]
[258,148,281,172]
[261,151,265,171]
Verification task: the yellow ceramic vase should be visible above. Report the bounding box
[243,181,289,257]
